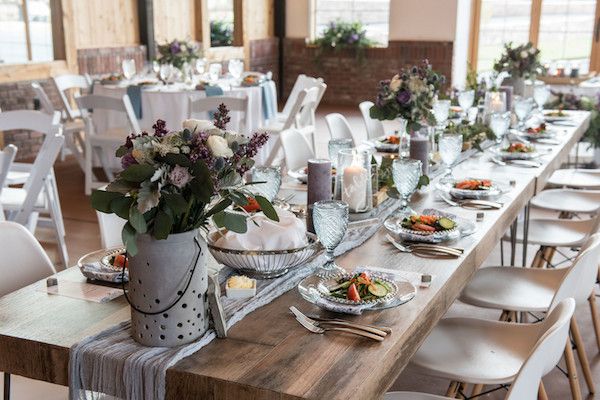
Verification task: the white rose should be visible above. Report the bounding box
[206,135,233,157]
[182,119,215,133]
[389,74,401,91]
[529,47,536,54]
[520,51,528,59]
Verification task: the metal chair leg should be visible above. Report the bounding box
[4,373,10,400]
[522,202,530,267]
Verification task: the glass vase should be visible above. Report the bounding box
[336,149,373,213]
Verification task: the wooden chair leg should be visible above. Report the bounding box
[532,246,545,268]
[471,384,483,397]
[588,290,600,351]
[499,310,509,322]
[538,381,548,400]
[446,381,459,397]
[570,317,595,394]
[456,382,468,399]
[3,373,10,400]
[544,246,557,268]
[565,341,583,400]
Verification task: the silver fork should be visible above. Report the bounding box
[293,312,385,341]
[385,234,463,257]
[290,306,389,337]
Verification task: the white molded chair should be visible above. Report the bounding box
[277,74,324,123]
[531,188,600,214]
[458,233,600,398]
[385,299,575,400]
[76,94,140,195]
[325,113,364,146]
[547,168,600,189]
[31,81,86,165]
[359,101,385,140]
[262,86,322,167]
[280,129,315,172]
[52,74,92,120]
[0,111,68,267]
[188,95,248,132]
[97,211,126,249]
[0,145,17,221]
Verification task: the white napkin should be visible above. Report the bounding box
[214,208,308,251]
[80,262,128,283]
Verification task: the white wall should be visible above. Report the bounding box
[286,0,310,38]
[452,0,472,88]
[388,0,457,41]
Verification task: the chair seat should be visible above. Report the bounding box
[502,218,594,247]
[89,127,130,145]
[64,118,85,134]
[410,317,541,384]
[531,189,600,214]
[6,171,30,185]
[384,392,450,400]
[1,187,46,209]
[460,266,567,312]
[259,121,285,134]
[547,169,600,189]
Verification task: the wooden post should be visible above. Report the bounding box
[137,0,155,61]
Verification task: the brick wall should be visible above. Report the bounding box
[78,45,147,75]
[282,38,453,106]
[248,38,280,86]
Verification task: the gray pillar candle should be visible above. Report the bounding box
[306,159,332,233]
[500,86,514,112]
[409,135,430,175]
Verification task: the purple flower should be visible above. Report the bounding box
[121,152,138,169]
[168,165,192,188]
[170,41,181,54]
[152,120,168,137]
[347,33,359,44]
[396,90,411,105]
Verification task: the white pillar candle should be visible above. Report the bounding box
[342,164,368,212]
[490,93,505,113]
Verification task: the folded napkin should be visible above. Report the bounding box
[126,85,143,119]
[214,208,307,251]
[261,80,277,121]
[80,262,128,283]
[205,84,224,97]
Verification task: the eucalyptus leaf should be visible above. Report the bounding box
[110,196,134,219]
[255,195,279,222]
[129,205,148,234]
[120,164,156,183]
[115,145,129,157]
[189,177,213,203]
[122,222,138,256]
[106,179,137,194]
[417,175,430,189]
[213,211,247,234]
[229,190,249,207]
[91,190,123,213]
[162,193,188,215]
[153,209,173,240]
[162,153,191,167]
[206,198,232,217]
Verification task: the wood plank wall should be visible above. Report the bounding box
[153,0,198,43]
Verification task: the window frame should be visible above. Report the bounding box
[468,0,600,73]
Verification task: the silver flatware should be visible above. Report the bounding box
[293,312,385,341]
[438,193,502,210]
[305,313,393,335]
[290,306,388,337]
[385,234,463,257]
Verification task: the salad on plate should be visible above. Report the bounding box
[325,272,395,303]
[401,214,456,234]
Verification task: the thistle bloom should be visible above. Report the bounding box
[396,90,411,105]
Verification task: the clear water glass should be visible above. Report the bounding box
[250,166,281,202]
[398,118,409,158]
[195,58,207,75]
[209,63,222,83]
[122,59,136,80]
[458,90,475,118]
[313,200,349,278]
[438,133,463,181]
[392,158,422,214]
[159,63,172,84]
[514,97,532,129]
[228,59,244,81]
[489,113,511,144]
[328,138,353,169]
[533,85,550,112]
[432,99,450,129]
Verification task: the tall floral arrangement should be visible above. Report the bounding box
[155,39,201,70]
[493,42,543,79]
[370,59,445,132]
[313,20,375,63]
[210,20,233,47]
[91,105,275,255]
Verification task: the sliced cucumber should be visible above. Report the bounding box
[368,283,389,297]
[379,281,393,293]
[438,217,456,230]
[329,281,351,291]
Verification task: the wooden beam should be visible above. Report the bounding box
[590,0,600,73]
[21,0,32,61]
[137,0,155,60]
[194,0,203,43]
[50,0,66,60]
[529,0,542,46]
[467,0,481,71]
[233,0,243,47]
[60,0,78,72]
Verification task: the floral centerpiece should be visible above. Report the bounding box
[493,42,543,79]
[211,20,233,47]
[90,105,275,347]
[446,121,496,152]
[370,59,445,133]
[155,39,201,70]
[546,91,600,150]
[312,20,375,63]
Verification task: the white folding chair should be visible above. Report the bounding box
[76,94,140,195]
[188,95,248,133]
[325,113,364,146]
[52,74,92,120]
[277,74,324,122]
[262,86,321,167]
[295,82,327,135]
[97,211,126,249]
[31,81,86,165]
[359,100,385,140]
[280,128,315,172]
[385,298,575,400]
[0,116,67,267]
[0,145,17,221]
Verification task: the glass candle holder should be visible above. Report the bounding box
[250,166,281,202]
[336,149,373,213]
[484,91,507,124]
[327,138,353,170]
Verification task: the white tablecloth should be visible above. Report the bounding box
[92,82,265,136]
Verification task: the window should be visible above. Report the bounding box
[0,0,54,64]
[311,0,390,45]
[470,0,600,74]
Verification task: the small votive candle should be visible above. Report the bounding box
[420,274,432,288]
[476,212,485,222]
[338,149,373,213]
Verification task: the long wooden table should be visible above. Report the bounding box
[0,111,590,399]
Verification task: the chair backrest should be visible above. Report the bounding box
[0,145,17,197]
[76,94,141,135]
[281,86,321,131]
[188,95,248,132]
[0,110,60,134]
[281,128,315,171]
[0,221,56,296]
[31,82,56,115]
[96,211,126,248]
[359,100,385,139]
[52,74,91,120]
[281,74,324,118]
[506,298,575,399]
[325,113,363,145]
[296,82,327,128]
[550,233,600,309]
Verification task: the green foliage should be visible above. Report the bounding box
[493,42,544,79]
[446,121,495,152]
[312,20,375,64]
[210,20,233,47]
[155,39,201,70]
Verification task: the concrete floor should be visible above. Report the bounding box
[1,105,597,399]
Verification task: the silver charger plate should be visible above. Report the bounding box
[436,178,510,200]
[489,145,540,160]
[367,136,400,153]
[384,208,476,243]
[77,247,128,283]
[298,271,416,312]
[316,272,398,306]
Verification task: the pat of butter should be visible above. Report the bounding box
[227,275,255,289]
